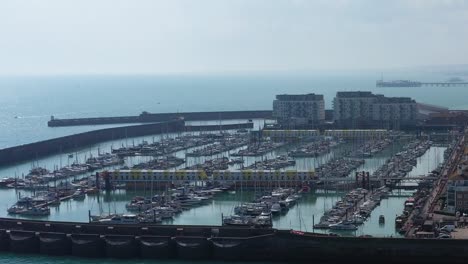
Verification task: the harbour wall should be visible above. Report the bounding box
[48,110,273,127]
[0,121,253,167]
[185,122,253,132]
[0,217,466,263]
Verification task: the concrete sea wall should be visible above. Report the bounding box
[0,121,253,167]
[185,122,253,132]
[0,218,466,263]
[48,110,272,127]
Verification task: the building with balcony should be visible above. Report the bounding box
[273,93,325,128]
[333,91,417,129]
[447,139,468,214]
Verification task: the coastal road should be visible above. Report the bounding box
[406,134,464,237]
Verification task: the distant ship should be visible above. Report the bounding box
[376,79,422,87]
[447,77,464,83]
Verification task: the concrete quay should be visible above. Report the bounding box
[1,217,468,262]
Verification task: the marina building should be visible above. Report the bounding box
[323,129,389,139]
[104,169,316,189]
[273,94,325,128]
[333,91,418,129]
[446,179,468,213]
[370,96,418,128]
[447,145,468,213]
[333,91,376,124]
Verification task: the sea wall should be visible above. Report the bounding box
[48,110,272,127]
[185,122,253,132]
[0,120,183,167]
[0,121,253,167]
[0,218,466,263]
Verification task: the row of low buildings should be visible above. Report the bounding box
[447,135,468,213]
[261,129,389,140]
[104,169,316,183]
[272,91,419,129]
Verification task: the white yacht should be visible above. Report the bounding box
[348,215,365,225]
[20,207,51,216]
[97,214,140,225]
[72,189,86,200]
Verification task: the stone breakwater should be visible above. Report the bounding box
[0,120,253,167]
[48,110,273,127]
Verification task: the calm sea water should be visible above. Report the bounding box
[0,73,455,263]
[0,71,467,149]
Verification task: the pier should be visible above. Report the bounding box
[314,187,391,230]
[34,194,74,208]
[377,79,468,88]
[421,82,468,87]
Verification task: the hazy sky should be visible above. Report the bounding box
[1,0,467,75]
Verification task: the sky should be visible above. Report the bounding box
[0,0,468,75]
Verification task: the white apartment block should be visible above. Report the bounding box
[333,91,417,128]
[273,94,325,126]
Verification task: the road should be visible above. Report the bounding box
[405,134,465,237]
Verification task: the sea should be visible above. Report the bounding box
[1,70,468,149]
[0,70,464,263]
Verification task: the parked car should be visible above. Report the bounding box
[437,233,451,239]
[440,225,455,232]
[439,229,451,235]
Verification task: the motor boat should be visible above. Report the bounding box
[271,203,281,215]
[72,189,86,200]
[348,215,365,225]
[329,221,358,231]
[379,215,385,224]
[222,215,253,226]
[20,207,50,216]
[96,214,141,225]
[0,178,16,188]
[7,205,25,214]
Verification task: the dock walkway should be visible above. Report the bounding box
[35,194,75,208]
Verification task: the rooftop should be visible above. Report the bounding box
[450,172,468,181]
[275,93,324,101]
[335,91,416,104]
[336,91,375,98]
[375,96,416,104]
